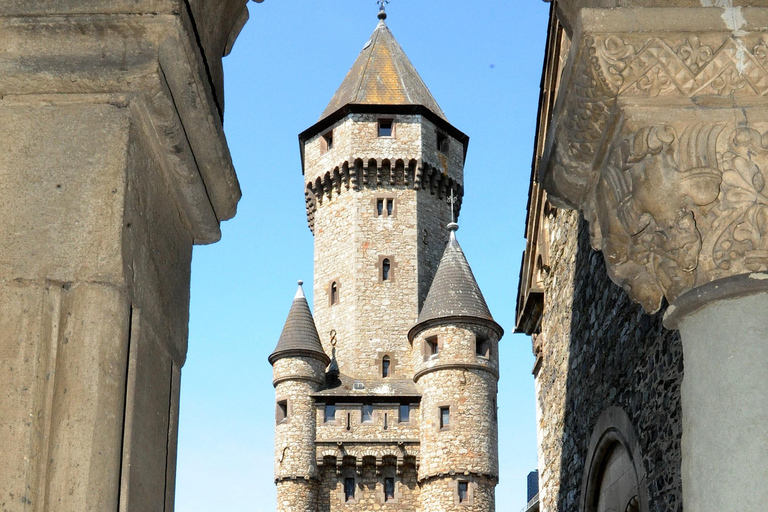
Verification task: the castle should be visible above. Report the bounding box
[268,10,503,512]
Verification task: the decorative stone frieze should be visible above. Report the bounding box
[541,7,768,312]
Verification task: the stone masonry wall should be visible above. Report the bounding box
[535,208,683,512]
[315,402,420,442]
[318,463,419,512]
[420,475,495,512]
[276,480,319,512]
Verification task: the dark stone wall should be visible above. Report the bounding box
[535,209,683,512]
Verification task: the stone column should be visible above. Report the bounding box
[0,2,250,511]
[540,4,768,510]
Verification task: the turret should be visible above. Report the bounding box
[269,281,330,512]
[409,223,503,511]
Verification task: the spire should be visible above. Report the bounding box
[409,229,503,340]
[319,19,447,122]
[269,281,330,366]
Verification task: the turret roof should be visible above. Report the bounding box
[410,229,503,339]
[320,19,447,122]
[269,283,330,366]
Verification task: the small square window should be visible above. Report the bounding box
[476,335,491,358]
[362,404,374,423]
[378,119,393,137]
[439,406,450,429]
[384,477,395,501]
[458,481,468,503]
[324,404,336,423]
[276,400,288,424]
[322,130,334,153]
[344,478,356,502]
[399,404,410,423]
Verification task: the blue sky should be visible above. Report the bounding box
[175,1,551,510]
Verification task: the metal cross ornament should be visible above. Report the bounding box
[377,0,389,13]
[449,188,457,224]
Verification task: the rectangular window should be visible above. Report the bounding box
[322,130,333,153]
[378,118,393,137]
[384,477,395,501]
[382,357,390,378]
[386,198,394,216]
[439,406,450,429]
[324,404,336,423]
[344,478,355,502]
[425,336,439,360]
[399,404,410,423]
[476,335,491,358]
[458,481,468,503]
[376,198,384,216]
[437,132,449,154]
[276,400,288,423]
[362,404,373,423]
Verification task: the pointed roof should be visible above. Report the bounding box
[269,282,330,366]
[409,227,503,340]
[320,19,447,122]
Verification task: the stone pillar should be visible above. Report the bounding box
[664,278,768,512]
[539,4,768,510]
[0,2,250,511]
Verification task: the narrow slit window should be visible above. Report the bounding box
[399,404,410,423]
[377,198,384,217]
[344,478,355,502]
[439,406,450,429]
[346,412,351,431]
[425,336,439,359]
[383,413,388,430]
[276,400,288,424]
[378,119,393,137]
[322,130,333,152]
[362,404,373,423]
[386,198,394,216]
[330,281,338,305]
[384,477,395,501]
[382,356,390,378]
[382,259,391,281]
[437,132,449,154]
[324,404,336,423]
[458,482,468,503]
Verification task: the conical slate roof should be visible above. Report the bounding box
[269,283,330,366]
[410,227,502,339]
[320,19,447,122]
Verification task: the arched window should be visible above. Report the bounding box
[382,259,391,281]
[330,281,338,305]
[382,356,391,378]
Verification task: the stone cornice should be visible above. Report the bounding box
[541,6,768,313]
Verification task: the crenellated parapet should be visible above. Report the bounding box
[304,157,464,233]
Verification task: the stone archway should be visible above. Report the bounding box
[580,407,649,512]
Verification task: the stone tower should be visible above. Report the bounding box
[271,10,502,511]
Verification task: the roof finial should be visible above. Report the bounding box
[294,279,305,299]
[377,0,389,20]
[447,188,459,236]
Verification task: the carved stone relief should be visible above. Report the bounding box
[541,8,768,312]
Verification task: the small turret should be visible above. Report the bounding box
[270,281,329,512]
[409,225,503,511]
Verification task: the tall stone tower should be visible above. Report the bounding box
[270,9,502,511]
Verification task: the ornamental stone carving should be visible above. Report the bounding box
[541,7,768,312]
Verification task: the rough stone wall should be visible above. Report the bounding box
[420,475,495,512]
[411,324,499,380]
[315,402,420,442]
[318,464,420,511]
[276,480,320,512]
[535,209,683,512]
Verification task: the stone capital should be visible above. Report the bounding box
[541,6,768,312]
